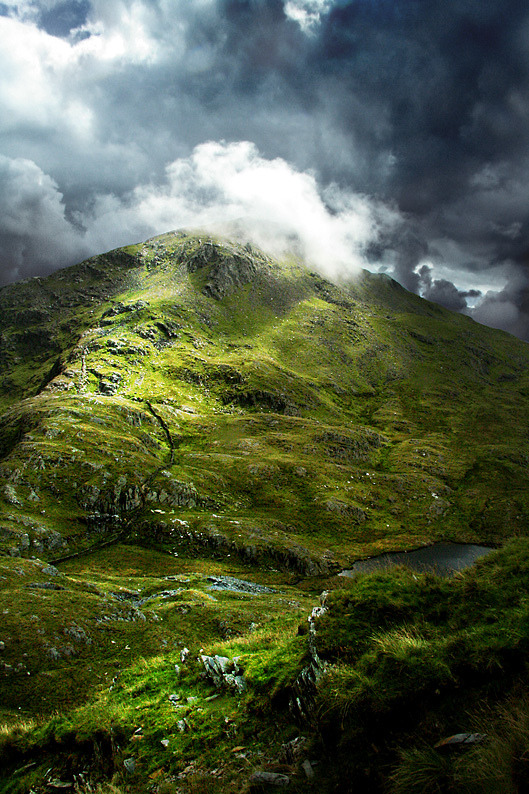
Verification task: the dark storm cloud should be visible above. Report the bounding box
[418,264,481,313]
[1,0,529,338]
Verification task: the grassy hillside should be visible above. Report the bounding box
[1,232,529,792]
[1,231,528,566]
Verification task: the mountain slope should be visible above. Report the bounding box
[1,231,529,570]
[2,232,529,794]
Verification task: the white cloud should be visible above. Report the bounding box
[0,16,72,133]
[284,0,334,34]
[0,142,398,284]
[82,141,397,279]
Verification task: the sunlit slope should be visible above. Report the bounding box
[1,231,528,567]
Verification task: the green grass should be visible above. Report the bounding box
[3,539,529,792]
[2,233,529,791]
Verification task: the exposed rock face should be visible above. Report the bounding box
[223,389,298,415]
[141,521,337,577]
[0,525,66,557]
[185,241,260,299]
[101,300,148,319]
[79,473,215,537]
[98,373,121,396]
[320,429,385,461]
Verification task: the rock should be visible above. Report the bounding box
[302,760,315,779]
[207,575,275,594]
[28,582,65,591]
[102,300,148,319]
[31,527,66,554]
[161,738,170,748]
[0,527,29,552]
[289,597,329,721]
[250,771,290,787]
[177,719,187,732]
[202,654,232,678]
[41,564,59,577]
[279,736,307,764]
[64,623,91,644]
[123,757,136,773]
[435,733,488,752]
[201,654,246,692]
[180,647,190,663]
[1,485,21,506]
[0,641,4,651]
[185,241,259,300]
[224,673,247,693]
[98,373,121,395]
[429,498,451,516]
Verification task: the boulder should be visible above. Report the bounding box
[250,771,290,787]
[201,654,247,692]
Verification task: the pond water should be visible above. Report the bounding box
[339,542,495,578]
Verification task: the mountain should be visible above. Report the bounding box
[1,232,529,794]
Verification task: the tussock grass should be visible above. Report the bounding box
[391,696,529,794]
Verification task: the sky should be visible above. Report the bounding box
[1,0,529,339]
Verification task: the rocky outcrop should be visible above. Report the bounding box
[290,593,329,722]
[223,389,299,415]
[207,575,275,594]
[0,524,67,557]
[319,428,386,462]
[140,522,338,577]
[79,472,214,535]
[101,300,148,319]
[185,240,260,300]
[201,654,246,694]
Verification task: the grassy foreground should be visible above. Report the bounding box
[2,540,529,792]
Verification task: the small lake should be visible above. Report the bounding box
[339,542,495,578]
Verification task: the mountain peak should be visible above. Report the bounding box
[180,235,270,300]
